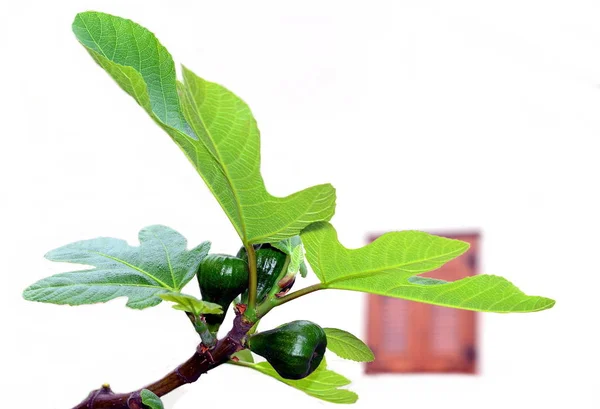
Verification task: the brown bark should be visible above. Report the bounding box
[71,314,254,409]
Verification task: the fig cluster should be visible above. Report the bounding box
[196,244,326,380]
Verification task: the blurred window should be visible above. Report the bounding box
[366,232,479,374]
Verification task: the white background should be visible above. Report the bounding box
[1,0,598,408]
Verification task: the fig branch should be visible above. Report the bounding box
[70,244,321,408]
[70,313,254,409]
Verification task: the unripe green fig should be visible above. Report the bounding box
[238,244,288,303]
[197,254,248,331]
[247,320,327,380]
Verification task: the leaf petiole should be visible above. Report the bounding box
[245,244,258,314]
[227,359,254,368]
[256,283,324,318]
[186,313,216,347]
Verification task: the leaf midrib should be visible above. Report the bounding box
[327,334,368,356]
[84,250,174,290]
[322,246,467,286]
[78,15,248,242]
[27,281,169,290]
[78,15,109,59]
[183,85,248,243]
[149,229,177,289]
[257,366,347,388]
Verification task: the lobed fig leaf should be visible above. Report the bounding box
[72,11,336,246]
[302,222,555,312]
[23,225,209,309]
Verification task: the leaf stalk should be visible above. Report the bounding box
[256,283,324,317]
[186,312,216,346]
[245,244,258,313]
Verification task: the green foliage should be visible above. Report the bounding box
[159,292,223,316]
[324,328,374,362]
[140,389,164,409]
[21,10,556,408]
[72,11,336,245]
[22,225,209,309]
[272,236,309,278]
[302,222,555,313]
[237,359,357,404]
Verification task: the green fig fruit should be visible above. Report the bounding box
[197,254,248,331]
[247,320,327,380]
[238,244,288,303]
